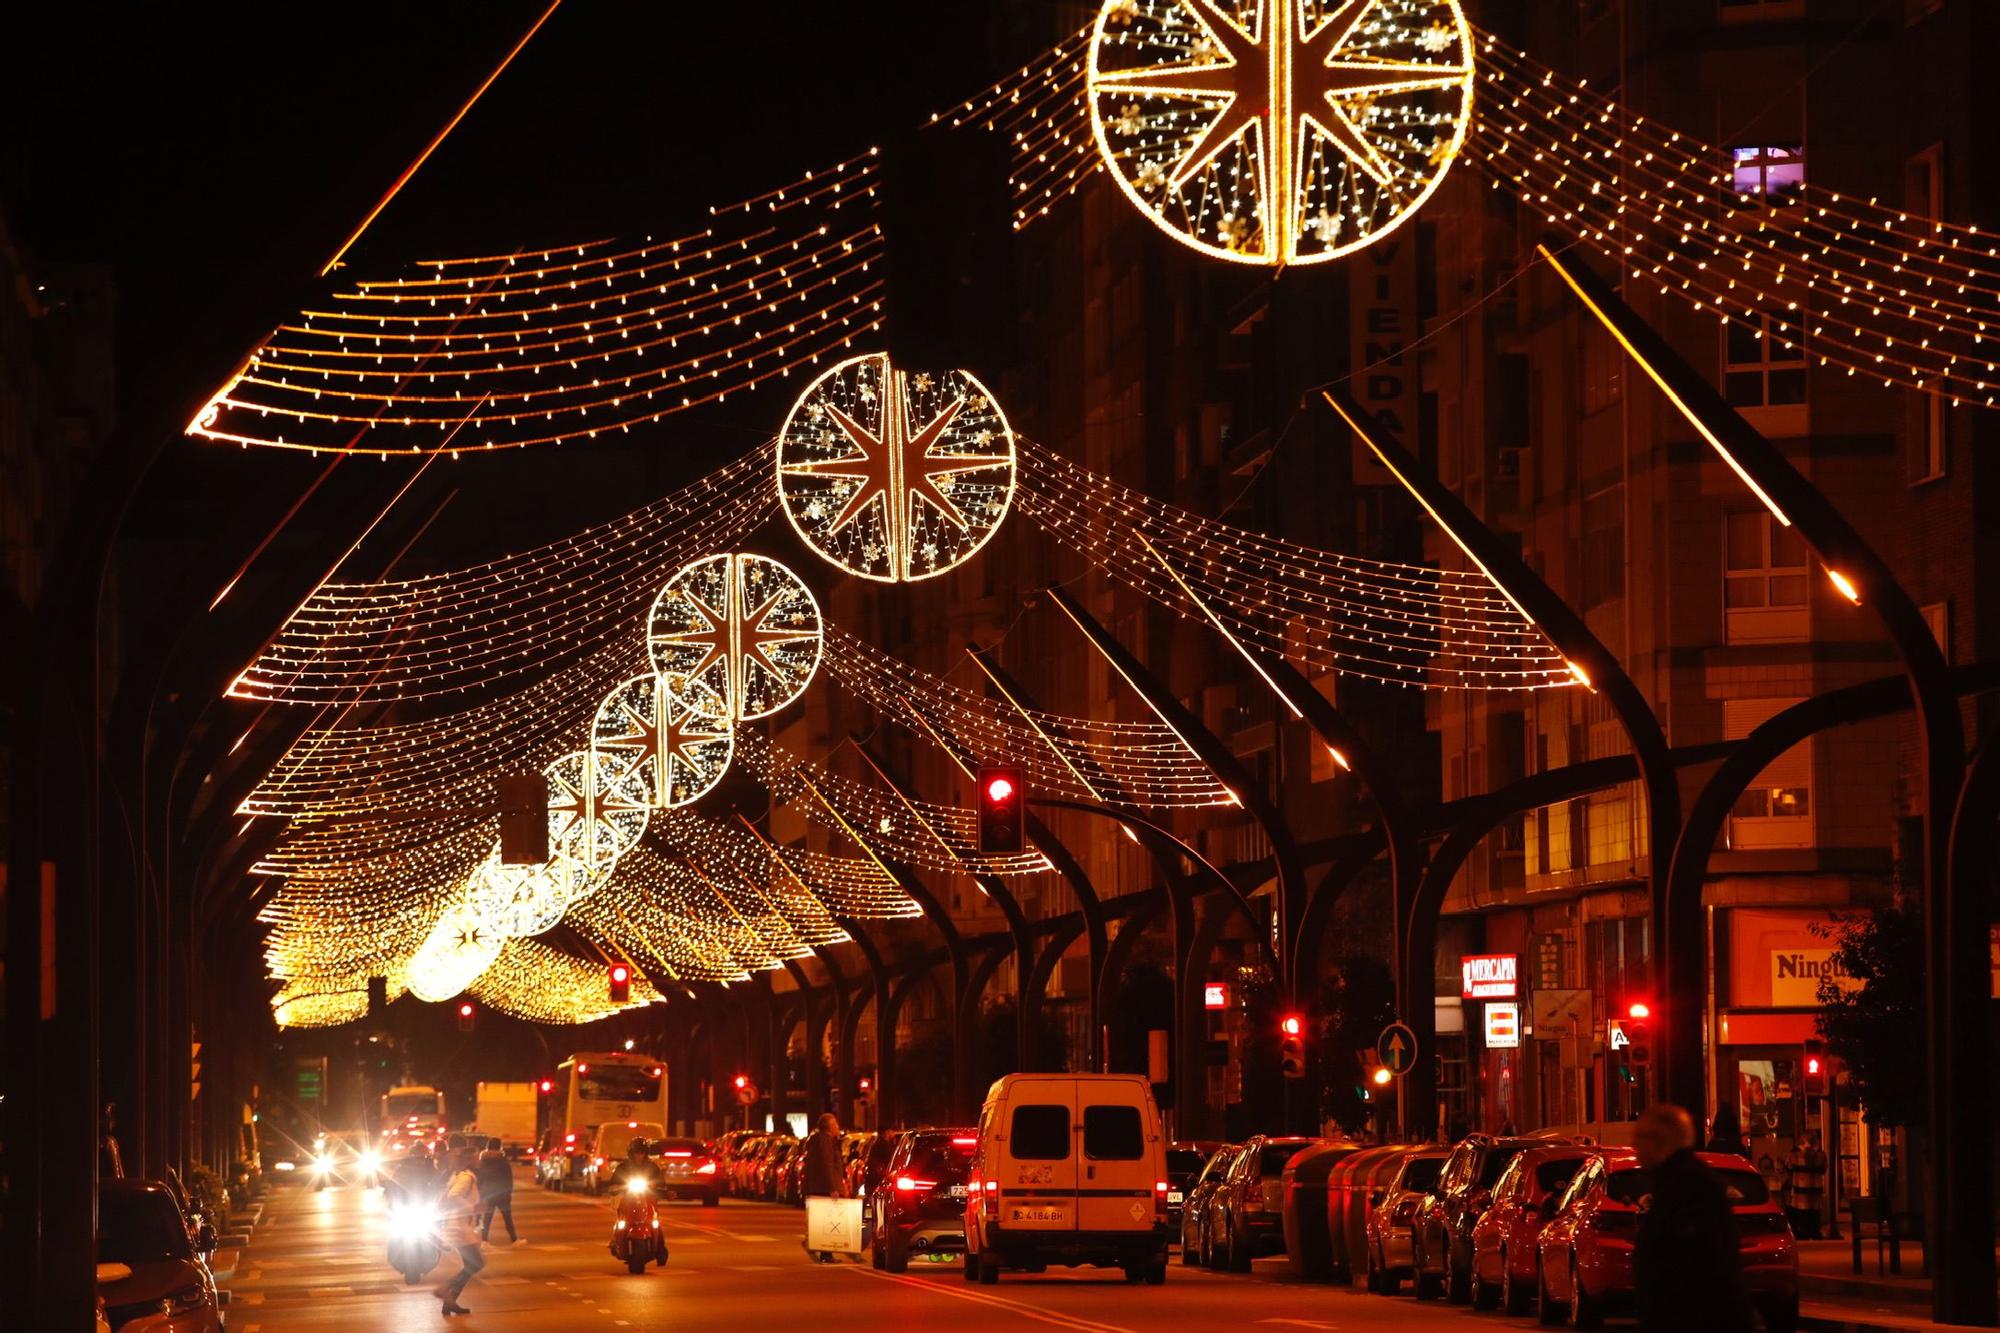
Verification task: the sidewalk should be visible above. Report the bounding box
[1797,1238,2000,1333]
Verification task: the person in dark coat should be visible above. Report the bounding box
[801,1113,847,1264]
[475,1136,518,1243]
[1633,1104,1754,1333]
[1705,1102,1749,1158]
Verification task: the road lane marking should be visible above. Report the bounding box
[842,1264,1136,1332]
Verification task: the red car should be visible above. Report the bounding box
[1536,1149,1799,1330]
[1467,1143,1593,1314]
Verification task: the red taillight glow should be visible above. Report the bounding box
[664,1150,693,1158]
[695,1161,717,1175]
[1154,1180,1169,1193]
[627,1121,638,1128]
[895,1176,937,1193]
[951,1137,978,1147]
[578,1063,589,1074]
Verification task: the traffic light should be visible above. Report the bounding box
[857,1072,874,1094]
[537,1077,554,1095]
[1623,1000,1652,1070]
[1802,1040,1827,1098]
[457,1001,476,1033]
[608,962,631,1004]
[976,763,1026,854]
[497,772,550,864]
[1280,1013,1306,1079]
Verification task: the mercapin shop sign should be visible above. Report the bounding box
[1461,953,1520,1001]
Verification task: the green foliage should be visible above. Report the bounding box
[1316,953,1397,1132]
[188,1165,231,1222]
[1812,904,1925,1128]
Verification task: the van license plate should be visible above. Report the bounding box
[1167,1191,1183,1204]
[1009,1206,1068,1223]
[946,1185,968,1199]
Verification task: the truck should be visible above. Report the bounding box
[469,1081,540,1157]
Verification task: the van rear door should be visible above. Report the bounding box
[995,1078,1077,1233]
[1076,1080,1159,1233]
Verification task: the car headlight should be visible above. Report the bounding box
[389,1204,437,1241]
[313,1155,333,1174]
[358,1151,382,1173]
[168,1283,207,1313]
[625,1176,651,1196]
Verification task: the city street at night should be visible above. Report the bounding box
[6,1,2000,1330]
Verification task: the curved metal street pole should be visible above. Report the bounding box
[1540,244,1993,1327]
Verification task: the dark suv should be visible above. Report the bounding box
[1205,1136,1321,1272]
[868,1128,977,1271]
[1410,1134,1549,1303]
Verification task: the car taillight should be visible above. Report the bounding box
[696,1160,717,1175]
[982,1178,999,1217]
[895,1176,937,1193]
[1155,1180,1169,1217]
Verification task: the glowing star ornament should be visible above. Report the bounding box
[405,902,503,1001]
[546,749,649,875]
[1088,0,1474,266]
[777,353,1016,582]
[646,553,823,722]
[466,854,573,940]
[591,674,736,810]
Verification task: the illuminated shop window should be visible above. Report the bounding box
[1732,144,1806,204]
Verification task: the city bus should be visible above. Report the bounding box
[540,1052,668,1188]
[378,1084,448,1158]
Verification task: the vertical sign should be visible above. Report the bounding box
[1349,236,1418,485]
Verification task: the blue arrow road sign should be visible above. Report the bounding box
[1377,1021,1418,1076]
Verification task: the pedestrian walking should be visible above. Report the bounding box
[475,1136,518,1243]
[1706,1102,1749,1158]
[801,1112,847,1264]
[1632,1104,1753,1333]
[435,1148,485,1317]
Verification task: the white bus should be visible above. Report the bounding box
[378,1084,448,1157]
[539,1053,668,1187]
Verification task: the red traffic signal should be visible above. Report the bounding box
[1626,1000,1651,1020]
[456,1001,475,1032]
[976,763,1026,855]
[1623,1001,1653,1069]
[1280,1013,1303,1037]
[733,1074,749,1090]
[537,1078,554,1095]
[1803,1040,1828,1097]
[608,963,631,1004]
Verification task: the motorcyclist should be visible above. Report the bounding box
[388,1145,440,1209]
[611,1137,659,1191]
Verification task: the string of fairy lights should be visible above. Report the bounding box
[250,5,2000,1026]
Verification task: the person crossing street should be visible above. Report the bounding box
[475,1136,518,1243]
[435,1148,485,1317]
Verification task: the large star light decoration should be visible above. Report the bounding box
[647,553,823,722]
[778,353,1016,582]
[591,674,736,810]
[1088,0,1474,265]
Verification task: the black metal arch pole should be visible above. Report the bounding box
[1323,386,1683,1105]
[834,918,893,1126]
[852,743,1041,1075]
[1046,586,1314,1000]
[1540,245,1993,1327]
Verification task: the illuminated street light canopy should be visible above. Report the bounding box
[466,852,573,939]
[778,352,1016,582]
[647,553,823,722]
[406,902,503,1001]
[546,748,649,874]
[591,673,736,810]
[1088,0,1474,266]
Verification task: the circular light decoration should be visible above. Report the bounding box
[777,352,1016,582]
[1087,0,1474,266]
[406,901,503,1001]
[591,673,735,809]
[547,748,649,874]
[465,854,572,939]
[647,553,823,722]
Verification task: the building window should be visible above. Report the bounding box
[1732,145,1806,205]
[1921,601,1950,657]
[1723,697,1813,848]
[1725,311,1807,433]
[1721,0,1807,25]
[1725,511,1809,643]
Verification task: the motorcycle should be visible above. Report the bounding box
[386,1198,443,1284]
[611,1175,670,1275]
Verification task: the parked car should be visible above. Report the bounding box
[754,1136,799,1201]
[1536,1148,1798,1330]
[963,1073,1171,1284]
[96,1179,224,1332]
[536,1126,592,1190]
[1363,1146,1448,1294]
[1201,1135,1321,1272]
[1164,1140,1222,1233]
[776,1142,807,1205]
[851,1129,903,1202]
[868,1127,978,1270]
[727,1133,771,1196]
[1178,1144,1238,1267]
[1411,1133,1547,1302]
[648,1136,722,1206]
[1467,1143,1593,1313]
[711,1131,758,1194]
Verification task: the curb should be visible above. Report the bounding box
[1800,1301,1991,1333]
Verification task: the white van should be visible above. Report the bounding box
[963,1073,1169,1284]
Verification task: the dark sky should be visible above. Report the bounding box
[3,1,1066,589]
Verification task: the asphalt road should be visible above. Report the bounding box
[222,1171,1573,1332]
